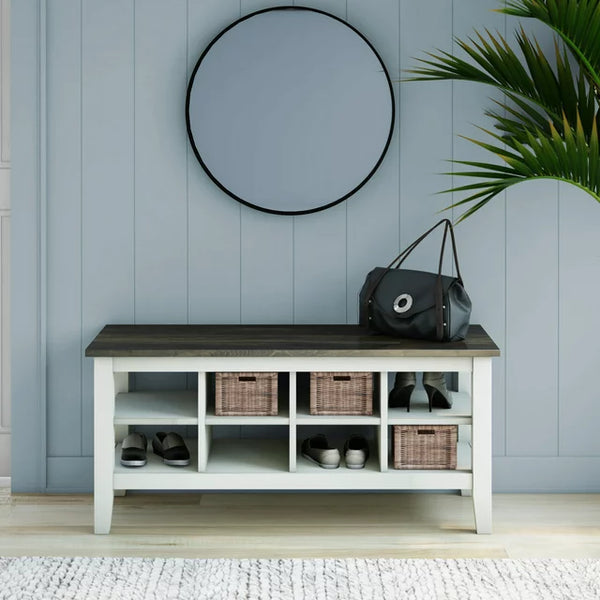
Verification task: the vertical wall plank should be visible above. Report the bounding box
[505,181,558,455]
[239,0,294,324]
[291,0,345,14]
[188,0,242,324]
[242,0,280,14]
[133,0,189,392]
[46,0,82,457]
[294,204,347,324]
[0,0,9,166]
[504,16,558,457]
[11,0,44,491]
[134,0,188,324]
[346,0,399,323]
[452,0,507,456]
[399,0,452,270]
[240,208,294,324]
[558,184,600,455]
[292,0,347,325]
[81,0,135,458]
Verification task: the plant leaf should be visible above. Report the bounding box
[501,0,600,94]
[407,0,600,221]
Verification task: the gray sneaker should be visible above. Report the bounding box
[301,435,340,469]
[343,435,369,469]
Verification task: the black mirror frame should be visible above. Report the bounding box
[185,5,396,216]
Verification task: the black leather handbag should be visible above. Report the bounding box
[359,219,471,342]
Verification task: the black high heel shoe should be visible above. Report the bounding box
[423,372,452,412]
[389,372,416,412]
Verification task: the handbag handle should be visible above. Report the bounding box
[360,219,465,340]
[386,218,464,281]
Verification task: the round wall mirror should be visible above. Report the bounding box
[186,6,395,215]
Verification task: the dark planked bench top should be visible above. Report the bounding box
[85,324,500,358]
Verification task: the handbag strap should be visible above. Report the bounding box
[360,219,465,340]
[388,219,464,281]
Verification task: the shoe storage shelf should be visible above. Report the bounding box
[86,324,499,535]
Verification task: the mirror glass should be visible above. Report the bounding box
[186,7,395,215]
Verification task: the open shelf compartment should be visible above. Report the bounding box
[387,390,472,425]
[205,438,289,473]
[114,438,198,478]
[114,390,198,425]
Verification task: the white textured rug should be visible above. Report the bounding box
[0,557,598,599]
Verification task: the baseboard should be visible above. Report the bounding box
[0,476,11,488]
[44,487,92,494]
[493,456,600,492]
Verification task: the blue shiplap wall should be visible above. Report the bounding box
[12,0,600,492]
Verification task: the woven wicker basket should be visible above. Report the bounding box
[215,372,278,416]
[309,372,373,415]
[393,425,457,469]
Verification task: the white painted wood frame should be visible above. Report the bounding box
[93,354,493,535]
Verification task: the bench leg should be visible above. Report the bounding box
[94,358,115,534]
[472,357,492,534]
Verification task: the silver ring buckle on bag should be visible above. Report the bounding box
[393,294,413,314]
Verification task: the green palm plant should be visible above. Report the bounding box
[407,0,600,222]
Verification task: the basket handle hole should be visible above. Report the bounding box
[333,375,351,381]
[238,376,256,382]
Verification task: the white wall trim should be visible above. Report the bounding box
[493,456,600,492]
[0,476,10,488]
[1,213,9,434]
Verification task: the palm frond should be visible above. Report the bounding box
[407,27,599,142]
[408,0,600,222]
[444,115,600,222]
[502,0,600,93]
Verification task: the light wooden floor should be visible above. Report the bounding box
[0,489,599,559]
